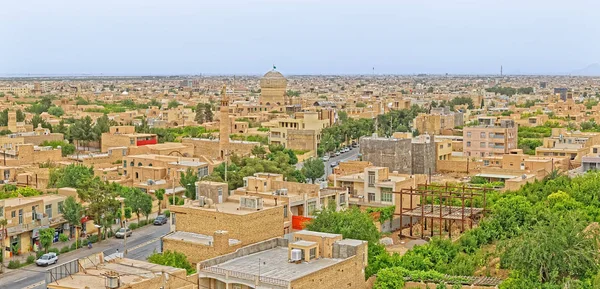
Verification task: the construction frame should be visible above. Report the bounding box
[396,183,491,239]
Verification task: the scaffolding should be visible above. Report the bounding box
[396,183,490,239]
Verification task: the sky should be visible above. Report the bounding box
[1,0,598,76]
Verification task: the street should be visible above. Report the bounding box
[0,223,170,289]
[324,147,360,179]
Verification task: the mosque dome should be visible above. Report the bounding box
[260,70,287,89]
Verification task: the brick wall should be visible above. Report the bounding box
[171,205,284,246]
[437,159,469,173]
[291,242,367,289]
[163,234,242,265]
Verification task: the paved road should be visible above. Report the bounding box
[0,223,170,289]
[324,147,360,179]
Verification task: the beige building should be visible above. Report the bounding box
[463,118,517,157]
[334,166,426,231]
[0,194,67,259]
[197,230,368,289]
[101,126,157,152]
[535,128,600,168]
[414,107,463,135]
[259,70,288,106]
[164,192,285,265]
[269,112,329,155]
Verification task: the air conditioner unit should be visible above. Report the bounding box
[274,189,288,196]
[36,213,43,220]
[290,249,302,262]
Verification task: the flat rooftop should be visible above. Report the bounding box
[47,258,180,289]
[204,247,342,282]
[174,197,280,215]
[294,230,340,238]
[164,231,240,246]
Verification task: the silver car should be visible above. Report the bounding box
[115,227,132,239]
[36,252,58,266]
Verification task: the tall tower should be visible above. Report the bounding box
[8,111,17,132]
[219,85,230,159]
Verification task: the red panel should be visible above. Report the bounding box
[292,215,312,230]
[137,138,157,146]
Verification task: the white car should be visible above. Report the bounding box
[36,252,58,266]
[322,155,330,161]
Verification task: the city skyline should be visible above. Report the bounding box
[2,0,599,75]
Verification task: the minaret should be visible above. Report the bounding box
[219,85,230,159]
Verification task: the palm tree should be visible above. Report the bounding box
[155,189,165,215]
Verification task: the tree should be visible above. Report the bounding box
[180,168,198,200]
[92,114,114,143]
[168,99,179,109]
[194,103,205,123]
[49,164,94,188]
[70,116,94,150]
[500,213,599,284]
[251,146,267,159]
[148,250,195,275]
[41,140,75,157]
[203,103,214,122]
[306,205,380,244]
[77,178,121,241]
[0,218,6,265]
[48,106,64,117]
[39,228,55,253]
[155,189,165,215]
[62,196,83,238]
[301,158,325,183]
[124,188,152,224]
[148,99,162,108]
[124,207,132,220]
[15,110,25,122]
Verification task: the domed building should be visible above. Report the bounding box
[259,69,288,105]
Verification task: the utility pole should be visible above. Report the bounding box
[123,220,128,257]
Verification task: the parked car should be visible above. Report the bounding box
[154,215,168,225]
[335,151,341,156]
[322,155,330,161]
[115,227,132,239]
[330,161,338,168]
[36,253,58,266]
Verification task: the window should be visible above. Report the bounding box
[135,172,139,179]
[0,206,3,218]
[339,193,346,205]
[489,133,495,138]
[381,188,393,203]
[148,163,152,167]
[368,193,376,202]
[466,141,471,147]
[309,247,316,259]
[46,204,52,218]
[18,209,23,224]
[32,206,36,221]
[11,211,15,218]
[480,132,486,138]
[283,205,288,218]
[368,171,375,187]
[138,162,142,167]
[58,201,64,214]
[232,285,242,289]
[130,138,135,145]
[123,161,127,168]
[198,166,208,178]
[307,201,317,216]
[447,143,451,148]
[467,132,472,137]
[484,160,490,166]
[130,161,134,167]
[480,142,486,148]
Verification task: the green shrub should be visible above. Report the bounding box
[60,246,70,254]
[70,242,77,251]
[48,247,60,255]
[36,250,45,258]
[26,255,35,264]
[7,260,21,269]
[139,220,148,227]
[164,210,170,217]
[149,218,155,224]
[59,233,69,242]
[87,235,99,243]
[128,223,138,230]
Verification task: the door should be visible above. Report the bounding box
[217,188,223,204]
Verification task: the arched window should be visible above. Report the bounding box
[130,161,134,167]
[148,163,152,167]
[135,172,139,179]
[138,162,142,167]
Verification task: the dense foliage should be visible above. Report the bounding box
[148,250,196,275]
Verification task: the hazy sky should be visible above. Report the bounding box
[1,0,598,75]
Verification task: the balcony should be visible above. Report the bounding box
[137,138,157,146]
